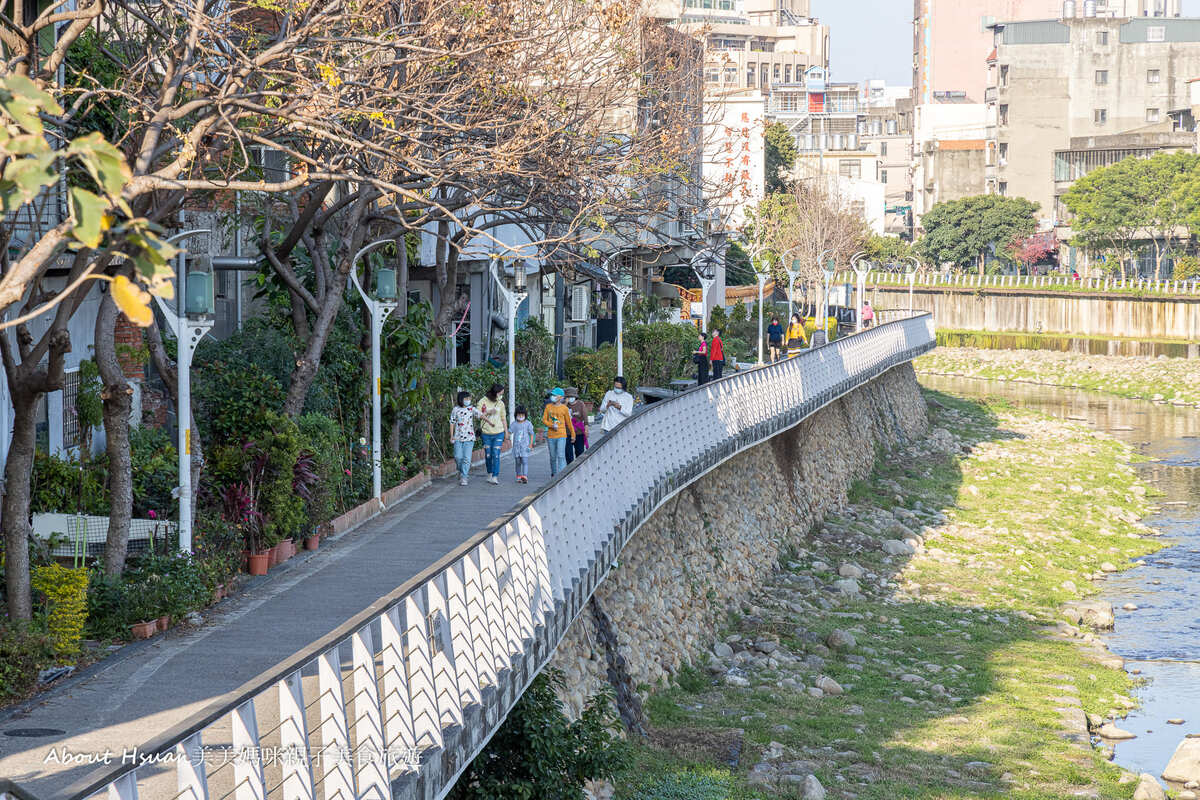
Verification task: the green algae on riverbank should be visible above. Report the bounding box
[615,391,1161,800]
[916,348,1200,407]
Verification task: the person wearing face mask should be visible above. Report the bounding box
[600,376,634,434]
[510,405,535,484]
[709,328,725,380]
[449,390,480,486]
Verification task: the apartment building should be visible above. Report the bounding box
[860,85,915,237]
[987,14,1200,230]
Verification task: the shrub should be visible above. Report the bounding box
[30,451,109,515]
[0,624,56,702]
[129,426,178,518]
[84,573,130,640]
[30,564,89,660]
[564,345,643,405]
[448,669,628,800]
[631,773,732,800]
[193,359,286,445]
[296,413,346,523]
[625,322,700,388]
[1175,255,1200,281]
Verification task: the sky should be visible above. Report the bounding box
[813,0,1200,87]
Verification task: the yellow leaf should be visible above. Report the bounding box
[111,275,153,326]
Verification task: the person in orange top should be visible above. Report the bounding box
[709,328,725,380]
[542,387,575,477]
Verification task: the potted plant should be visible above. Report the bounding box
[128,589,157,640]
[304,526,320,551]
[224,482,269,575]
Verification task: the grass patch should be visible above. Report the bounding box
[615,390,1159,799]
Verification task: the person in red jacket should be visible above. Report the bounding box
[709,328,725,380]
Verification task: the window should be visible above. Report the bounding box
[1097,30,1109,45]
[1148,69,1161,84]
[747,64,755,86]
[723,66,737,84]
[1000,65,1009,86]
[784,64,792,83]
[1147,107,1161,123]
[760,69,768,88]
[1095,108,1108,124]
[881,169,889,183]
[1148,25,1166,42]
[998,181,1008,196]
[1095,69,1109,85]
[705,67,720,83]
[886,119,898,135]
[999,104,1009,126]
[773,64,780,82]
[838,159,862,179]
[999,142,1008,164]
[880,142,888,157]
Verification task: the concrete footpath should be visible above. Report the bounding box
[0,448,555,799]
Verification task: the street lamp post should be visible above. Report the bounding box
[851,251,869,333]
[690,245,718,332]
[151,229,214,554]
[785,257,803,323]
[816,261,835,347]
[348,240,400,507]
[904,256,920,313]
[756,258,769,365]
[600,248,638,376]
[489,255,529,425]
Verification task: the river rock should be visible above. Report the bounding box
[801,774,826,800]
[1101,562,1119,573]
[815,675,843,695]
[882,539,916,556]
[713,642,734,659]
[1065,600,1115,629]
[1163,738,1200,784]
[826,629,857,651]
[833,578,861,595]
[838,563,864,579]
[1169,719,1186,725]
[1098,723,1136,740]
[1133,774,1167,800]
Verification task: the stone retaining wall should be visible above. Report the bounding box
[549,363,929,716]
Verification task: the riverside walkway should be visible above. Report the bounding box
[0,314,935,800]
[0,454,554,800]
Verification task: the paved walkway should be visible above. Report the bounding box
[0,447,555,799]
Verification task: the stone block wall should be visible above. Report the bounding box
[550,363,929,717]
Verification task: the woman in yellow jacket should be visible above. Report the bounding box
[784,313,808,356]
[542,388,575,477]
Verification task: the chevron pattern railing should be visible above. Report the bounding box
[56,313,935,800]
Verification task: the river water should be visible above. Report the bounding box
[919,374,1200,780]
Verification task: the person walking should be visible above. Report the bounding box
[542,387,575,477]
[767,316,784,362]
[449,390,478,486]
[564,388,589,464]
[510,406,534,484]
[785,312,808,356]
[861,300,875,329]
[477,383,507,484]
[600,376,634,434]
[694,331,710,385]
[709,328,725,380]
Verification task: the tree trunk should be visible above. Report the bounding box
[2,388,40,621]
[283,264,352,418]
[95,294,134,576]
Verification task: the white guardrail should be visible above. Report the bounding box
[839,270,1200,295]
[34,314,935,800]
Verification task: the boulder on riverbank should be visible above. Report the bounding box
[1134,773,1167,800]
[1063,601,1115,629]
[1163,738,1200,785]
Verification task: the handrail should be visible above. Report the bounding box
[837,269,1200,296]
[51,313,936,800]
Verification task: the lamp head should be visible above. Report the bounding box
[375,267,398,302]
[512,260,527,291]
[184,254,214,317]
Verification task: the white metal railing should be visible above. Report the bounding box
[51,314,935,800]
[838,269,1200,295]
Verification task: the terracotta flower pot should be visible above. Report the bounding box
[212,584,225,604]
[305,534,320,551]
[156,615,170,632]
[247,552,269,576]
[131,620,157,640]
[283,539,295,560]
[268,543,281,567]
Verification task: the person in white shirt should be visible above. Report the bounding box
[600,376,634,433]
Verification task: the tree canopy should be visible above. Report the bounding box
[764,122,798,195]
[916,195,1039,274]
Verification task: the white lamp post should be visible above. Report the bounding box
[756,257,770,365]
[851,251,869,333]
[690,245,718,332]
[348,239,400,507]
[152,229,215,554]
[904,256,920,313]
[816,261,835,347]
[600,248,638,376]
[489,255,529,425]
[785,257,803,323]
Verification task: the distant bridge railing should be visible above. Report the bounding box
[840,269,1200,295]
[48,314,935,800]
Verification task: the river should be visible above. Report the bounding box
[919,374,1200,781]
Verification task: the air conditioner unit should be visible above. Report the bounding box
[569,285,590,322]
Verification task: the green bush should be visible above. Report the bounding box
[448,669,628,800]
[296,413,347,523]
[1175,255,1200,281]
[0,624,56,702]
[30,451,109,515]
[193,359,286,445]
[564,345,643,405]
[84,572,130,640]
[630,773,732,800]
[625,322,700,388]
[129,426,178,518]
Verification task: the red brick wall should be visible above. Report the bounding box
[113,315,145,380]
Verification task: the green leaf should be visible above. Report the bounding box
[68,132,130,198]
[68,187,110,248]
[2,152,57,209]
[0,74,61,134]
